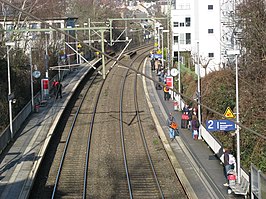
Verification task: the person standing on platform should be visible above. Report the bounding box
[181,104,190,128]
[191,115,200,139]
[188,105,193,129]
[163,86,170,101]
[56,81,62,99]
[223,147,232,187]
[52,79,59,97]
[150,58,155,71]
[166,113,177,141]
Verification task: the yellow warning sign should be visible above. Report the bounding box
[224,107,235,118]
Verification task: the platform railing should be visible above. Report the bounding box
[251,164,266,199]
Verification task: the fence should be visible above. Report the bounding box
[251,164,266,199]
[0,71,66,154]
[176,94,251,192]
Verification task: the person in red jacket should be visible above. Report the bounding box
[52,79,59,97]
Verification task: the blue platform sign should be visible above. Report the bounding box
[206,120,237,131]
[151,54,162,59]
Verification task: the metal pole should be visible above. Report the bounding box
[167,31,170,72]
[7,45,13,139]
[88,18,91,46]
[109,20,113,46]
[29,46,34,111]
[101,30,106,79]
[158,27,160,50]
[45,33,49,78]
[178,36,181,110]
[167,0,172,69]
[161,29,164,68]
[235,54,240,183]
[125,20,128,40]
[197,42,202,139]
[75,25,79,65]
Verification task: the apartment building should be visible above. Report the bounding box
[171,0,234,76]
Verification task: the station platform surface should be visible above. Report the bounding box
[0,58,245,199]
[0,64,92,199]
[144,62,245,199]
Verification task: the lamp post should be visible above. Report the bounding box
[45,32,49,79]
[100,29,106,79]
[66,26,72,68]
[178,35,181,110]
[75,24,79,65]
[29,45,34,110]
[163,30,170,75]
[226,49,241,183]
[159,27,164,68]
[6,41,15,139]
[197,41,202,139]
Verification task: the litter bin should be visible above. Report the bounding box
[227,169,236,186]
[173,101,178,111]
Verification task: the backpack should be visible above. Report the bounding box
[170,121,178,130]
[229,154,236,165]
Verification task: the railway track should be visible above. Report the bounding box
[119,50,164,198]
[30,46,189,198]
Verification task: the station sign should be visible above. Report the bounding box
[165,76,173,88]
[150,54,162,59]
[206,120,237,131]
[41,78,49,100]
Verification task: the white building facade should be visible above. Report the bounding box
[171,0,234,76]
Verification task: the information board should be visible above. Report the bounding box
[206,120,237,131]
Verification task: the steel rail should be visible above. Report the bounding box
[134,56,165,198]
[51,71,98,199]
[119,46,160,198]
[82,70,106,199]
[119,59,134,199]
[82,53,122,198]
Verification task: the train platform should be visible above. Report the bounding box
[0,63,93,199]
[0,56,244,199]
[144,61,244,198]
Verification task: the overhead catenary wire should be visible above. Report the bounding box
[1,0,265,140]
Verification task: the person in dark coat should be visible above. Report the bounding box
[191,115,199,139]
[56,81,62,99]
[223,148,231,186]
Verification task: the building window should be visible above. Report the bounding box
[180,22,184,27]
[209,53,214,57]
[186,33,191,44]
[208,5,213,10]
[208,29,214,33]
[185,17,191,27]
[173,51,179,62]
[174,36,179,45]
[173,22,179,27]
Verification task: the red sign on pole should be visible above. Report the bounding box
[166,76,173,88]
[41,78,49,100]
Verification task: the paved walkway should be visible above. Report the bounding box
[144,61,244,199]
[0,64,92,199]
